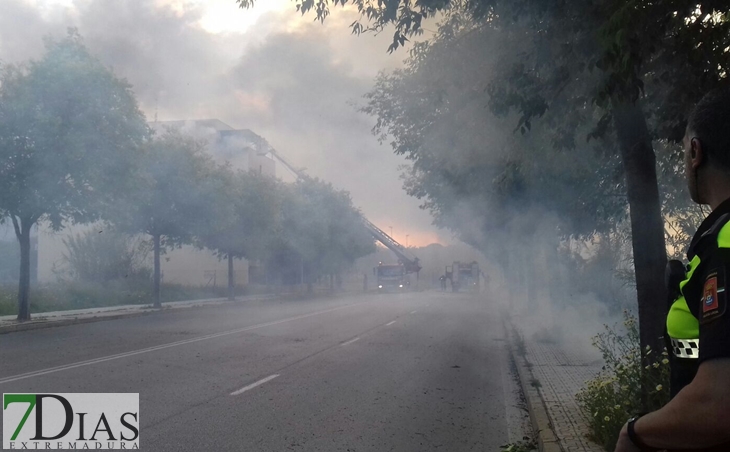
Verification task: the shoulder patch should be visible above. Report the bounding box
[701,268,727,324]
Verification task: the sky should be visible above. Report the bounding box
[0,0,451,247]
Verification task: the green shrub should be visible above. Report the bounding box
[576,311,669,451]
[500,438,536,452]
[61,230,151,283]
[0,281,253,316]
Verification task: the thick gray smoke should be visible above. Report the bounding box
[0,1,628,356]
[0,0,442,245]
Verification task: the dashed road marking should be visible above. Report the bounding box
[230,374,280,396]
[341,337,360,346]
[410,310,418,314]
[0,303,361,385]
[386,320,396,326]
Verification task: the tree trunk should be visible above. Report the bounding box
[613,100,668,409]
[300,257,304,286]
[153,234,162,309]
[228,253,235,301]
[13,216,33,321]
[545,236,562,307]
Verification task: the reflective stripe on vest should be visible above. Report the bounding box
[671,338,700,359]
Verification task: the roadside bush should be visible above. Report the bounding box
[0,282,251,316]
[61,230,152,283]
[576,311,669,451]
[500,437,536,452]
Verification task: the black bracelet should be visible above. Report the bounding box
[627,416,660,452]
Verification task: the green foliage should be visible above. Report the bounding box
[111,129,217,306]
[270,177,376,284]
[576,311,669,452]
[60,230,151,284]
[362,14,626,254]
[0,239,21,283]
[0,29,149,319]
[117,129,215,246]
[500,438,537,452]
[556,227,636,311]
[196,167,280,262]
[655,140,709,260]
[0,29,149,228]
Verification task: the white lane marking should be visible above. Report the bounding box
[0,303,361,385]
[341,337,360,346]
[410,310,418,314]
[230,374,280,396]
[386,320,396,326]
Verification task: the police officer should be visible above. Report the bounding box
[615,88,730,451]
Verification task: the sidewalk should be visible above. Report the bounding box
[509,320,606,452]
[0,294,278,334]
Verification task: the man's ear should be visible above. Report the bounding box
[691,137,705,168]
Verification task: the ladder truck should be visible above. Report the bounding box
[264,149,422,282]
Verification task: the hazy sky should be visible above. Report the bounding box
[1,0,450,247]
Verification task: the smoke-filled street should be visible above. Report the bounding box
[0,292,513,451]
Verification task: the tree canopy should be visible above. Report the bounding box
[0,30,149,320]
[271,177,376,287]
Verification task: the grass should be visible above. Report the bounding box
[513,326,527,358]
[0,280,267,316]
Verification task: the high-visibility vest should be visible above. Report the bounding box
[667,216,730,351]
[666,215,730,396]
[667,254,701,359]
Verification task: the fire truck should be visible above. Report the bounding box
[445,261,480,293]
[374,263,409,291]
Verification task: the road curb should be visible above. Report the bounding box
[0,294,286,335]
[503,317,563,452]
[0,309,158,334]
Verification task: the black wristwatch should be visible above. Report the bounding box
[627,416,660,451]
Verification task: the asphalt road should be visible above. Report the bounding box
[0,291,516,451]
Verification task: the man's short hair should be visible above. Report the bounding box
[688,87,730,169]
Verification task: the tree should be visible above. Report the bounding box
[363,11,632,311]
[0,30,149,321]
[364,17,626,244]
[197,166,281,300]
[272,177,376,290]
[115,129,215,308]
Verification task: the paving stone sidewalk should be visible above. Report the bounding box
[524,338,606,452]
